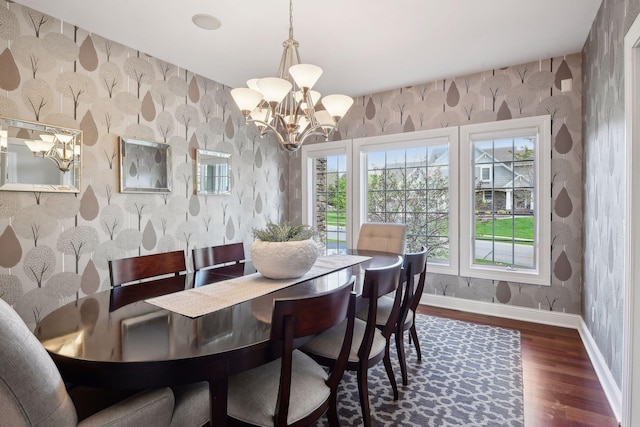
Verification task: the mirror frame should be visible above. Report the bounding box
[0,117,82,193]
[195,149,232,195]
[119,136,172,194]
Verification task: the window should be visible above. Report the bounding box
[301,115,550,286]
[301,141,351,255]
[460,116,551,285]
[352,129,458,274]
[480,165,492,182]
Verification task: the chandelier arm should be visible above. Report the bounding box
[246,119,286,145]
[299,123,337,143]
[301,90,320,126]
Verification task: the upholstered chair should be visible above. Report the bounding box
[356,222,407,255]
[301,257,404,427]
[0,297,176,427]
[226,277,356,427]
[358,246,428,386]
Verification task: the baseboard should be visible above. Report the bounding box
[577,318,623,423]
[420,293,581,328]
[420,293,622,423]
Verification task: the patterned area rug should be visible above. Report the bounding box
[314,314,524,427]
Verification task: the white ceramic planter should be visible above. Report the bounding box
[251,238,319,279]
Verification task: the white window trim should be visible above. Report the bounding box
[301,140,354,248]
[352,127,459,276]
[459,115,551,286]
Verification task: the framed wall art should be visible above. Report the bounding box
[119,136,172,193]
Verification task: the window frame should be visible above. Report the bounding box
[352,127,459,275]
[301,140,354,252]
[459,115,551,286]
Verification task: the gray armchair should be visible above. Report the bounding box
[0,297,200,427]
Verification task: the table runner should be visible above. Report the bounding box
[145,254,371,318]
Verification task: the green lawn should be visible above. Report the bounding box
[475,216,533,241]
[324,213,533,243]
[325,211,347,227]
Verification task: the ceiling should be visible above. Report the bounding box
[13,0,602,98]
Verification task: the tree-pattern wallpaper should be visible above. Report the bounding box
[583,0,640,390]
[0,1,288,330]
[290,57,584,311]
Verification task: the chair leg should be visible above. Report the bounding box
[357,366,372,427]
[395,330,408,386]
[327,390,339,427]
[382,343,399,401]
[410,323,422,361]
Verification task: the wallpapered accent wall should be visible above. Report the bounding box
[0,1,288,330]
[290,56,584,313]
[583,0,640,390]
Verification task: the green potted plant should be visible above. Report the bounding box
[251,221,319,279]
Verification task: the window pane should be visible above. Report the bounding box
[406,167,426,189]
[365,142,451,266]
[470,133,537,271]
[312,155,347,254]
[428,165,449,189]
[406,146,427,167]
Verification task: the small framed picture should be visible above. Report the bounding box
[119,136,172,193]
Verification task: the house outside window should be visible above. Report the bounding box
[460,115,551,285]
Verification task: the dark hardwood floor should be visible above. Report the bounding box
[416,305,619,427]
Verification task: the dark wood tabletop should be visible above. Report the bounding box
[34,250,401,427]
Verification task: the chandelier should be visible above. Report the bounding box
[231,0,353,152]
[24,132,79,172]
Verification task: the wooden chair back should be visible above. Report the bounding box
[270,277,356,426]
[404,246,428,315]
[109,275,186,311]
[192,243,245,271]
[359,256,403,357]
[108,250,186,287]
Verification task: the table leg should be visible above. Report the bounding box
[208,376,229,427]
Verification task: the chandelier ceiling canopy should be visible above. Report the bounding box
[231,0,353,152]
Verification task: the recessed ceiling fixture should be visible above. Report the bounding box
[192,13,221,30]
[230,0,353,152]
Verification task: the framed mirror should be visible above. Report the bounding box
[195,149,232,195]
[0,117,82,193]
[119,137,172,193]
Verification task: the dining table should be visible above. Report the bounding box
[34,250,401,427]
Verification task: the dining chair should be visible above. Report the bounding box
[356,222,407,255]
[108,250,187,287]
[192,242,245,271]
[300,256,404,427]
[225,277,356,427]
[357,246,428,386]
[0,297,177,426]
